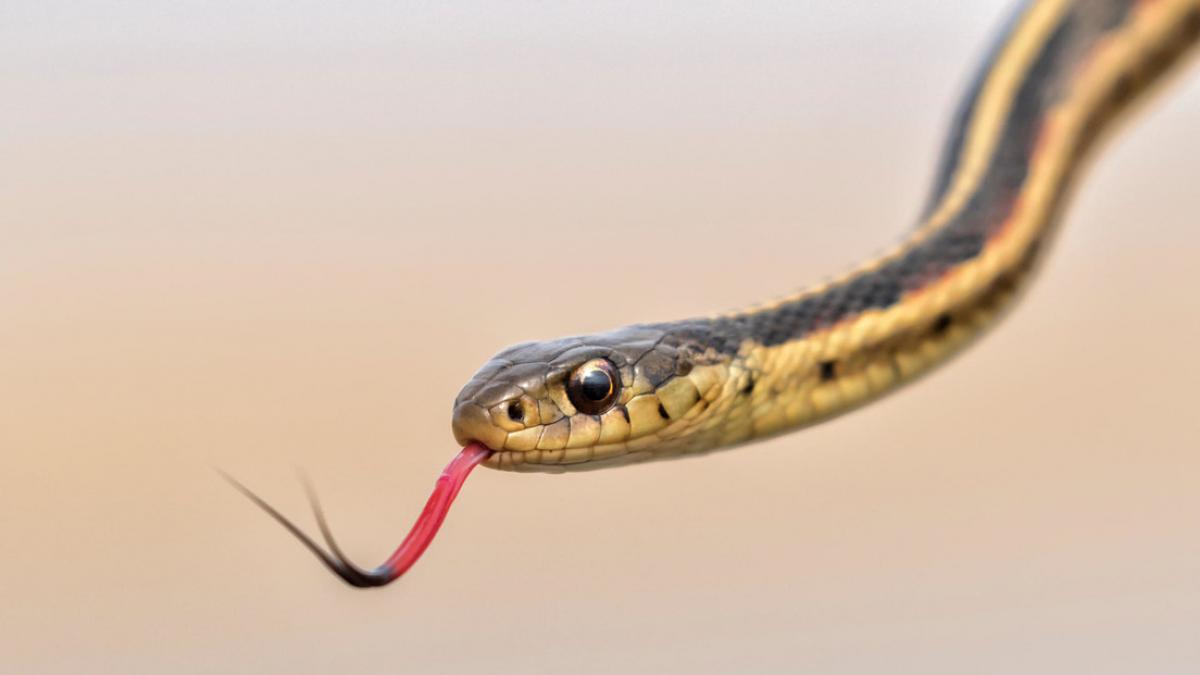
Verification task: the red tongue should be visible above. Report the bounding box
[223,442,492,588]
[373,442,491,580]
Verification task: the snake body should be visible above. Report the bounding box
[228,0,1200,588]
[451,0,1200,472]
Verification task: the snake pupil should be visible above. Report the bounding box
[580,369,611,401]
[566,359,619,415]
[507,401,524,422]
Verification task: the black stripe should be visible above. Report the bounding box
[662,1,1135,353]
[922,0,1035,216]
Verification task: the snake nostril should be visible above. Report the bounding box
[452,403,506,449]
[506,401,524,423]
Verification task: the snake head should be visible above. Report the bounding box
[452,324,732,471]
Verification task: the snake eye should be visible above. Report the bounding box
[566,359,619,415]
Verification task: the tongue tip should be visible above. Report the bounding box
[226,442,494,590]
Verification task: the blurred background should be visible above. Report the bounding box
[2,1,1199,672]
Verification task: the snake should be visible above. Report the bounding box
[226,0,1200,587]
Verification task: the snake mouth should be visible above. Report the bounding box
[484,446,645,472]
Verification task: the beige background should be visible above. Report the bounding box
[3,1,1199,673]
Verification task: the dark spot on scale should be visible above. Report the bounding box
[619,406,631,424]
[819,360,837,382]
[1186,8,1200,37]
[1026,236,1044,261]
[676,359,693,376]
[1112,73,1132,104]
[506,401,524,423]
[741,376,755,394]
[657,403,670,420]
[932,313,952,336]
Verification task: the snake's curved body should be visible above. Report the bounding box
[452,0,1200,472]
[228,0,1200,588]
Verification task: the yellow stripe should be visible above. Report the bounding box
[912,0,1072,241]
[724,0,1072,318]
[741,0,1197,438]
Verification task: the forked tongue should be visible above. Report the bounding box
[222,442,491,588]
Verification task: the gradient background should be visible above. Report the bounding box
[3,1,1199,673]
